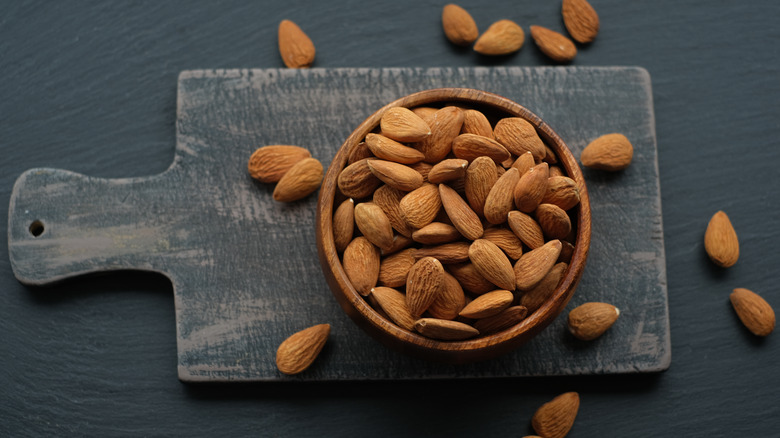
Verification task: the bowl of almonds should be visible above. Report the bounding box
[316,88,591,363]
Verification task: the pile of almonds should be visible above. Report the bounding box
[248,145,323,202]
[332,104,583,341]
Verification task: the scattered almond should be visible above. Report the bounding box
[568,302,620,340]
[275,324,330,375]
[272,157,323,202]
[473,19,525,56]
[531,392,580,438]
[442,4,479,47]
[248,145,311,183]
[730,288,775,337]
[704,210,739,268]
[580,133,634,171]
[530,25,577,63]
[380,107,431,143]
[562,0,600,43]
[277,20,316,69]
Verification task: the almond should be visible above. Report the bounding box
[414,242,471,264]
[536,203,572,240]
[542,176,580,211]
[459,289,514,319]
[342,237,380,296]
[484,167,521,224]
[332,198,355,253]
[275,323,330,375]
[412,222,462,245]
[558,241,575,264]
[413,318,480,340]
[543,144,559,164]
[514,239,562,291]
[409,161,434,182]
[380,107,431,143]
[428,271,467,320]
[378,248,417,288]
[347,140,373,165]
[473,19,525,56]
[247,145,311,183]
[507,210,545,249]
[412,107,439,125]
[521,262,567,313]
[482,227,524,260]
[461,109,494,138]
[730,288,775,337]
[406,257,445,318]
[273,157,323,202]
[400,183,442,229]
[439,184,484,240]
[442,4,479,46]
[465,156,499,218]
[381,234,415,256]
[367,159,424,192]
[531,392,580,438]
[493,117,546,160]
[580,133,633,171]
[704,210,740,268]
[277,20,316,69]
[530,25,577,63]
[373,184,415,238]
[354,202,395,251]
[452,133,511,163]
[365,133,425,164]
[568,302,620,340]
[447,263,496,295]
[338,158,382,199]
[548,165,565,178]
[562,0,600,43]
[417,106,465,163]
[514,162,549,213]
[370,286,417,331]
[468,239,516,291]
[428,159,469,183]
[511,151,536,176]
[473,305,528,334]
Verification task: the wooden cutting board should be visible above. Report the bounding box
[8,67,669,381]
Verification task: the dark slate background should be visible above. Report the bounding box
[1,1,778,436]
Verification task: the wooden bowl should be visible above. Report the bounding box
[316,88,591,363]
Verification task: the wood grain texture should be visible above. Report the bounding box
[8,67,668,381]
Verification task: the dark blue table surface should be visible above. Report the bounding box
[2,1,779,436]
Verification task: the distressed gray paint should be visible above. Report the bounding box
[8,67,668,381]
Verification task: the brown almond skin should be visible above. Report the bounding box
[380,234,415,257]
[530,25,577,63]
[373,185,414,238]
[494,117,547,161]
[730,288,775,336]
[461,109,494,138]
[248,145,311,183]
[414,241,471,264]
[342,237,380,296]
[482,227,524,260]
[417,106,465,163]
[542,176,580,211]
[378,248,417,288]
[484,168,521,225]
[370,287,417,331]
[562,0,600,43]
[704,210,740,268]
[507,210,545,249]
[439,184,484,240]
[414,318,479,340]
[367,159,424,192]
[459,289,514,319]
[522,262,568,313]
[332,198,355,253]
[273,157,323,202]
[511,151,536,176]
[338,158,382,199]
[442,4,479,46]
[447,263,496,295]
[275,324,330,375]
[536,203,572,240]
[380,107,431,143]
[548,165,565,178]
[406,257,445,318]
[354,202,395,251]
[514,239,562,291]
[428,271,467,320]
[581,133,634,171]
[568,302,620,340]
[412,222,462,245]
[347,141,373,165]
[400,183,442,229]
[428,159,469,183]
[473,19,525,55]
[277,20,315,69]
[473,305,528,334]
[514,162,549,213]
[452,133,511,163]
[532,392,580,438]
[469,239,516,291]
[365,133,425,165]
[465,156,499,218]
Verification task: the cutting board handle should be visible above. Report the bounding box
[8,168,177,286]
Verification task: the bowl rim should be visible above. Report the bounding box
[316,87,591,362]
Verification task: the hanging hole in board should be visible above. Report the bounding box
[29,220,44,237]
